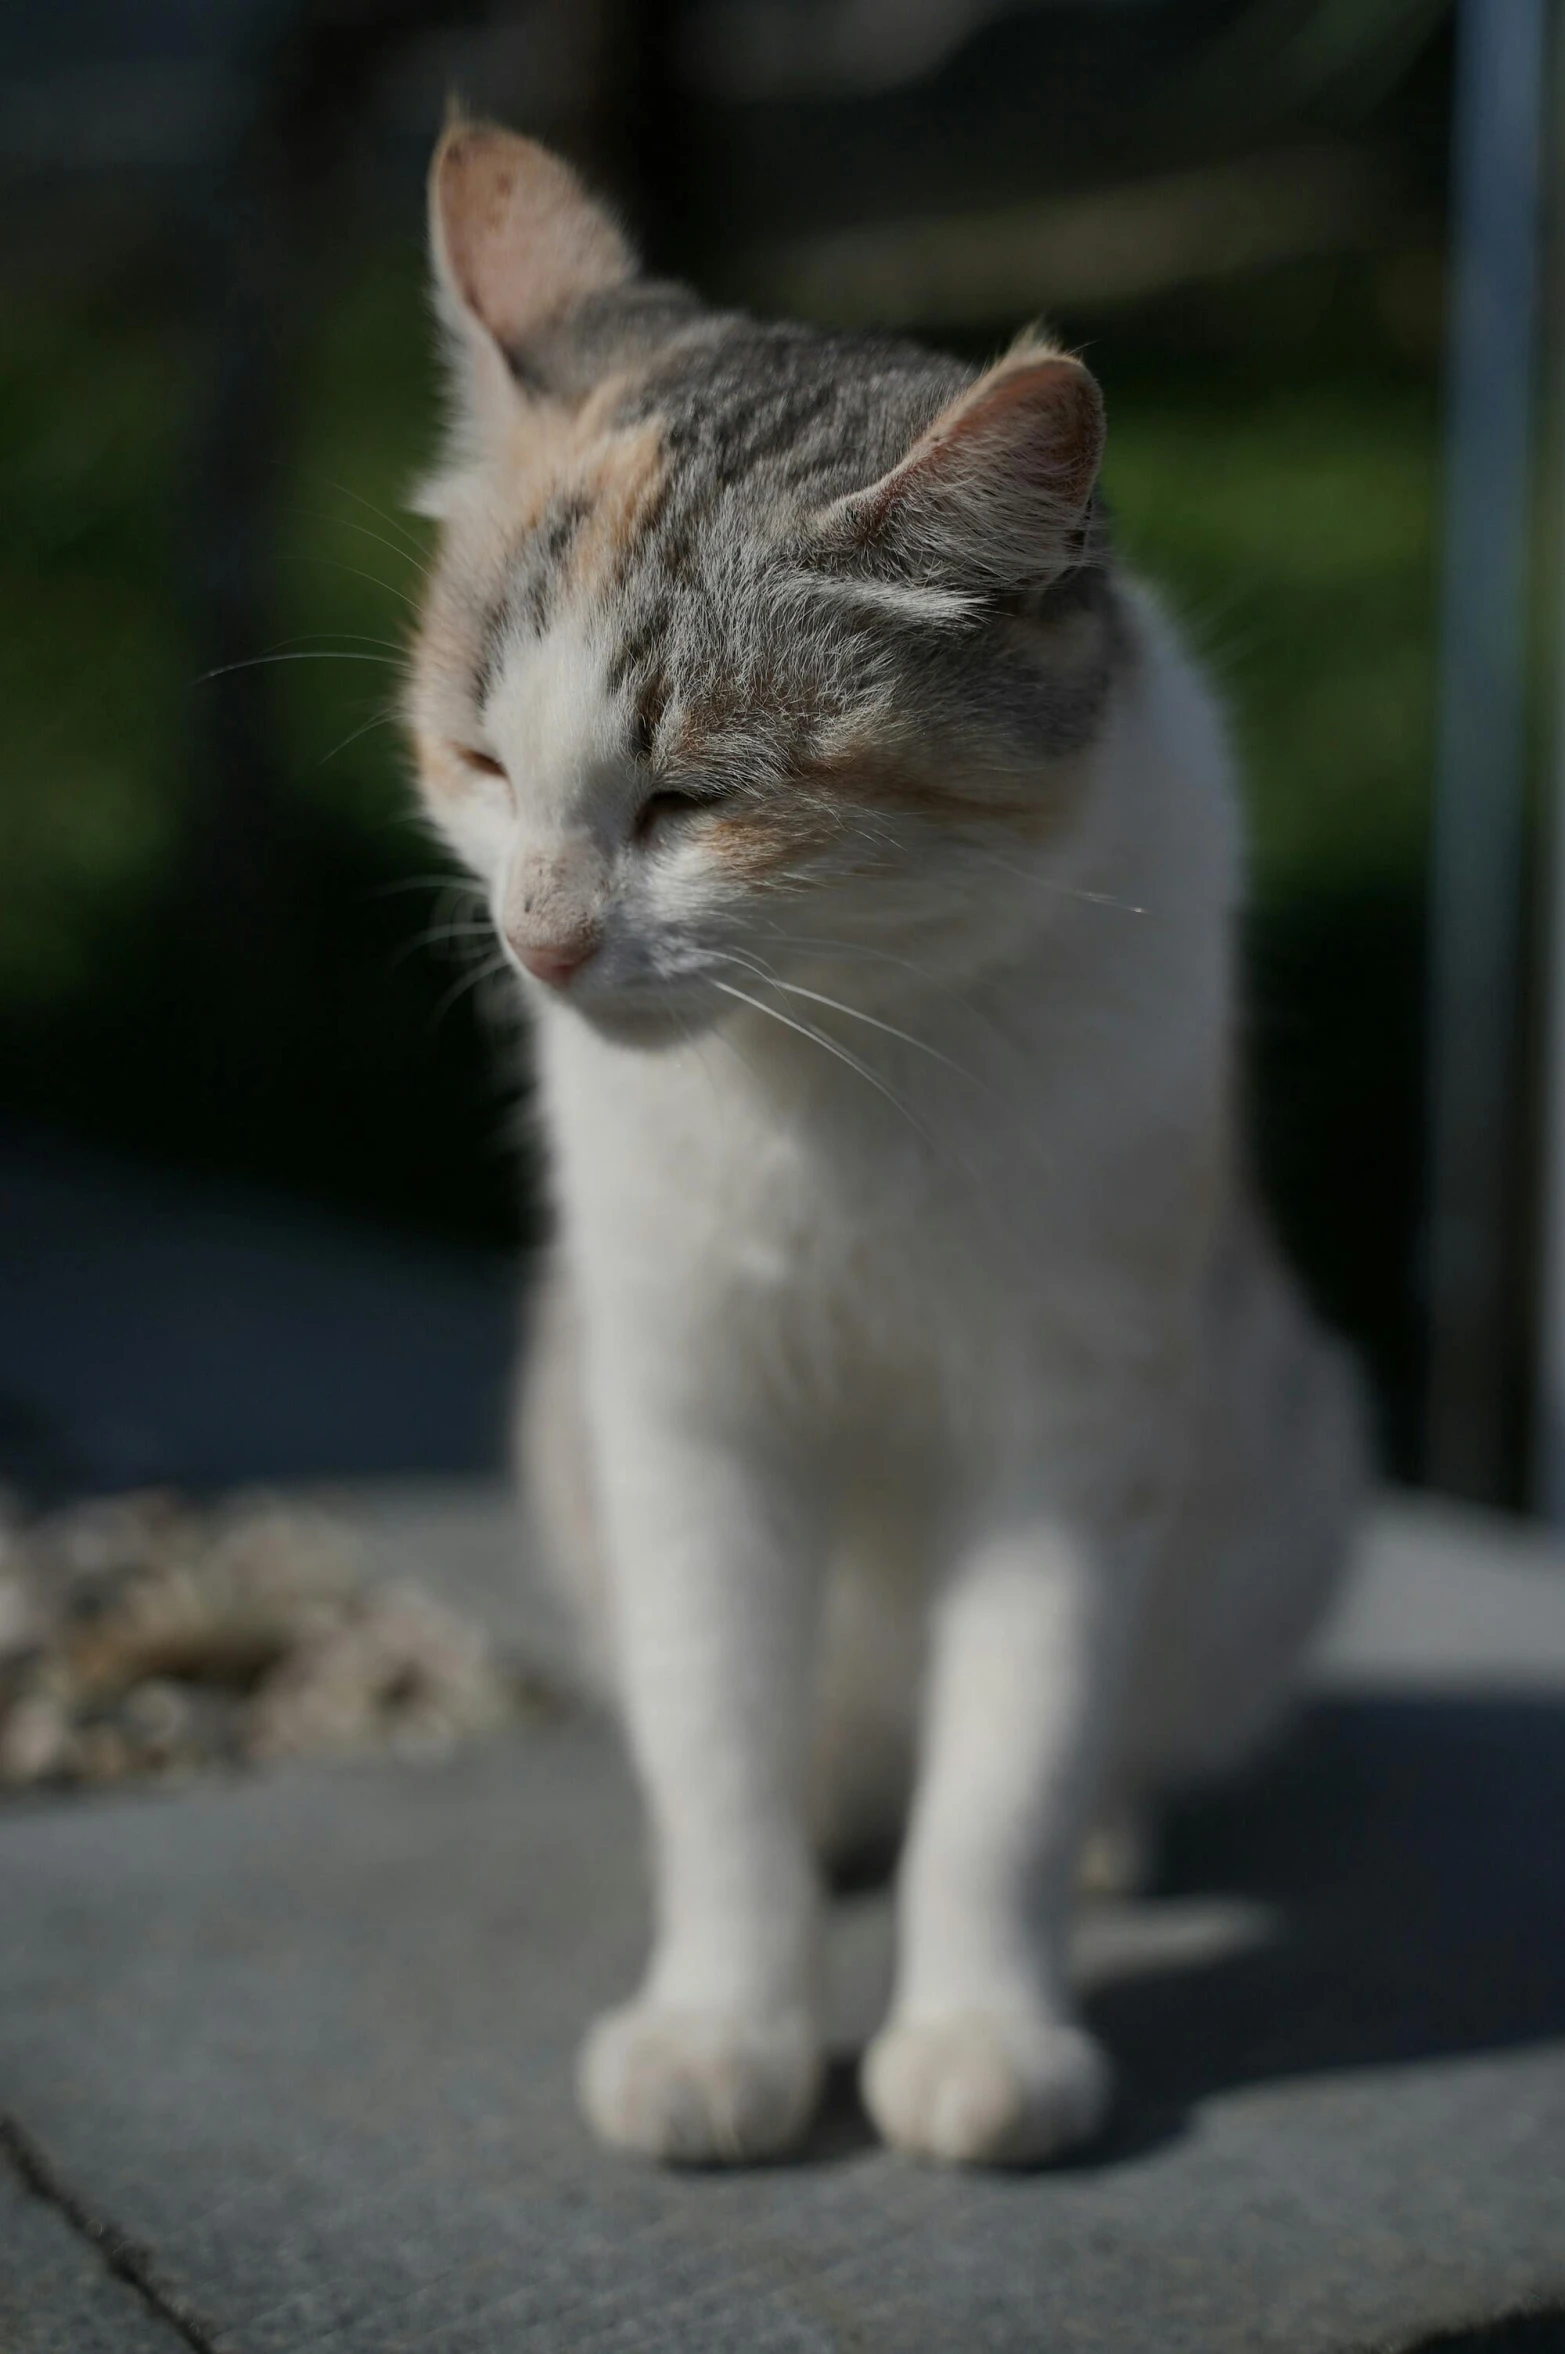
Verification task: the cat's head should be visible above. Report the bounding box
[408,120,1121,1045]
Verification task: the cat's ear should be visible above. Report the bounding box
[426,117,635,463]
[815,350,1105,592]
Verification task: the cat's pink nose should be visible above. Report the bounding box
[515,932,598,988]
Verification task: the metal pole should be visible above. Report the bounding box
[1533,5,1565,1520]
[1425,0,1547,1499]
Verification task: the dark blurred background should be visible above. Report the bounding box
[0,0,1514,1506]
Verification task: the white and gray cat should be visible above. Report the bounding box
[407,120,1366,2167]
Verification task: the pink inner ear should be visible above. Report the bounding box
[814,354,1106,587]
[433,125,634,351]
[892,358,1106,523]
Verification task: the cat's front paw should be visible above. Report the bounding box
[578,2001,823,2164]
[862,2010,1110,2165]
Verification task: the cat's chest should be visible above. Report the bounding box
[549,1033,1027,1349]
[543,1014,1212,1456]
[581,1071,928,1294]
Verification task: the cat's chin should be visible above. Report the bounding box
[572,997,711,1052]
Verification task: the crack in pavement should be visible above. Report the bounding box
[1,2113,230,2354]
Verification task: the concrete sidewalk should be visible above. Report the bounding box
[2,1491,1564,2352]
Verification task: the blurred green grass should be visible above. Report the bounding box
[1108,386,1436,899]
[0,286,191,1006]
[0,244,1437,1457]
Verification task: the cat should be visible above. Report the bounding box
[406,118,1366,2168]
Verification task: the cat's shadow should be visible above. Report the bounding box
[796,1692,1565,2170]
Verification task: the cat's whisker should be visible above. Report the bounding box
[320,482,432,566]
[288,552,424,617]
[957,843,1147,915]
[192,649,405,686]
[705,1022,768,1096]
[759,929,966,993]
[710,979,935,1145]
[713,950,986,1090]
[262,456,434,568]
[753,927,979,998]
[288,505,437,585]
[396,918,499,959]
[387,876,497,970]
[753,929,1027,1059]
[251,627,409,654]
[670,1010,742,1111]
[429,949,514,1028]
[367,872,476,901]
[318,709,402,767]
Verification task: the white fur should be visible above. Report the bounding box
[434,583,1363,2167]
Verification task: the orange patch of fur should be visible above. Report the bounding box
[685,722,1092,885]
[408,383,667,802]
[703,796,841,882]
[408,605,492,801]
[567,416,669,597]
[796,735,1085,840]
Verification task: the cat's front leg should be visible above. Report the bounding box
[864,1510,1131,2165]
[578,1405,826,2163]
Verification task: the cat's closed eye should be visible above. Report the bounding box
[636,788,727,841]
[456,746,508,782]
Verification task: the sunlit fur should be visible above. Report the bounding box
[407,122,1366,2168]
